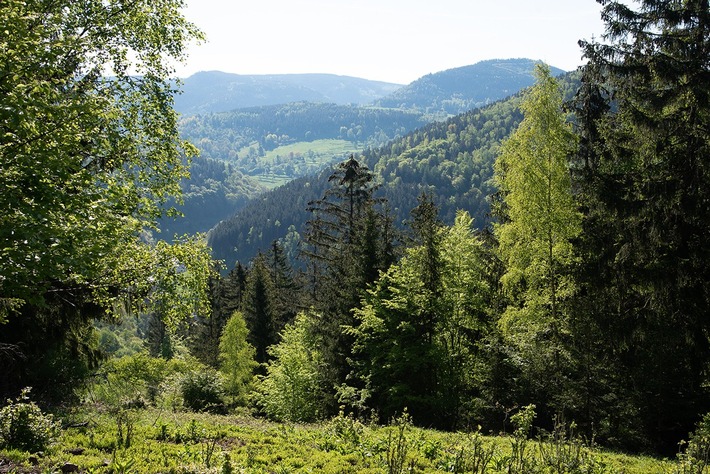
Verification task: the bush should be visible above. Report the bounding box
[677,412,710,473]
[0,388,59,452]
[180,369,225,413]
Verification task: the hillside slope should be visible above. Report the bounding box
[376,58,565,115]
[207,92,526,268]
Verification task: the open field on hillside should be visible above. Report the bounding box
[236,139,362,188]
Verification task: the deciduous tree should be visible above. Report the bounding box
[0,0,206,395]
[493,64,581,416]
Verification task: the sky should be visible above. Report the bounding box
[177,0,607,85]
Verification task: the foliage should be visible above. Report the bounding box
[118,235,215,331]
[385,411,414,474]
[255,312,326,422]
[492,64,581,420]
[0,388,59,452]
[218,311,257,404]
[350,209,493,428]
[494,64,580,334]
[0,406,680,473]
[88,352,221,415]
[676,413,710,473]
[0,0,202,308]
[180,369,225,413]
[572,0,710,452]
[0,0,210,398]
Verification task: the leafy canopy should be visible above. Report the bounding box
[0,0,205,321]
[494,64,580,335]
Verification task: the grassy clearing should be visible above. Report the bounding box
[237,139,363,189]
[0,407,680,473]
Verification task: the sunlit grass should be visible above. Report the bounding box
[238,139,363,188]
[0,407,681,473]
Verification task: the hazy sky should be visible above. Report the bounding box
[178,0,606,84]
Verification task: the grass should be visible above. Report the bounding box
[0,407,682,473]
[237,139,363,189]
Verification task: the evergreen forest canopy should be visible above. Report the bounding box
[1,0,710,466]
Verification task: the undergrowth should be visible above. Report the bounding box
[0,405,688,473]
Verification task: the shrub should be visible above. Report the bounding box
[677,412,710,474]
[180,368,225,413]
[0,388,59,452]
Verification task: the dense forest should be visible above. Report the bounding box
[2,1,710,471]
[207,85,529,268]
[375,58,565,115]
[178,102,426,171]
[157,156,266,238]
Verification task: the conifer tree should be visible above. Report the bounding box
[575,0,710,451]
[350,209,491,428]
[301,156,389,411]
[242,253,275,365]
[267,241,300,334]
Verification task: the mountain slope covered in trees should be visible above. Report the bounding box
[158,156,266,238]
[206,85,534,268]
[167,59,568,239]
[375,58,566,115]
[178,102,426,166]
[207,70,581,268]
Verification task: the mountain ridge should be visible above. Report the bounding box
[375,58,566,115]
[174,59,567,116]
[174,72,402,114]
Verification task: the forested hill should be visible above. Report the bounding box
[375,58,566,115]
[179,102,427,163]
[157,155,266,238]
[207,75,578,268]
[173,72,403,115]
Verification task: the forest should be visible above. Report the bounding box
[1,0,710,473]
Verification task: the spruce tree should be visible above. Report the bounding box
[242,253,276,365]
[301,155,389,411]
[267,241,300,334]
[575,0,710,452]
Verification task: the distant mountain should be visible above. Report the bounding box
[174,72,403,114]
[375,58,566,115]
